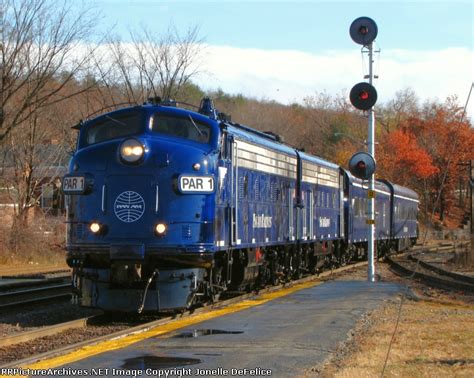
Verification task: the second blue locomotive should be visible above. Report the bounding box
[63,98,418,312]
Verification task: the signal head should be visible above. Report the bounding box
[350,17,378,45]
[349,152,376,180]
[350,82,377,110]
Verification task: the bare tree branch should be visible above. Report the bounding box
[0,0,100,141]
[102,24,205,104]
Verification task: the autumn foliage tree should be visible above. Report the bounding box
[377,98,474,222]
[379,129,438,185]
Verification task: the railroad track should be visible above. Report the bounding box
[0,316,100,348]
[0,276,72,310]
[0,261,368,368]
[411,241,470,254]
[386,242,474,293]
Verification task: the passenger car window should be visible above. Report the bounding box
[85,112,142,146]
[151,114,211,144]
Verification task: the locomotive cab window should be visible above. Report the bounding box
[84,112,143,146]
[150,114,211,144]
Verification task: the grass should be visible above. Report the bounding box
[318,296,474,377]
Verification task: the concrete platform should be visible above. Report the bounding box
[29,280,403,377]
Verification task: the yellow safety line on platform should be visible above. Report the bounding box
[1,279,321,377]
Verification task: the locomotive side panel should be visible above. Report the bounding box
[300,157,342,242]
[233,138,298,247]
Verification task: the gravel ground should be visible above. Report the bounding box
[0,325,132,364]
[0,303,163,365]
[0,301,101,337]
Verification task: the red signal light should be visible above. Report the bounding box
[349,152,376,180]
[350,82,377,110]
[359,91,369,100]
[357,161,366,169]
[358,26,369,35]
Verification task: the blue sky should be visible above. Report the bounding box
[97,0,472,51]
[94,0,474,119]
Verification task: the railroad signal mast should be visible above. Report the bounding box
[349,17,379,282]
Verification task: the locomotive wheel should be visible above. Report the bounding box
[339,254,347,267]
[270,261,280,286]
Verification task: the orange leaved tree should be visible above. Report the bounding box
[379,98,474,222]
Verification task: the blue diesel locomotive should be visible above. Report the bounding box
[63,98,418,313]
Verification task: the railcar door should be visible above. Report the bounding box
[288,187,296,241]
[339,172,344,238]
[215,133,235,248]
[302,189,313,240]
[231,139,238,246]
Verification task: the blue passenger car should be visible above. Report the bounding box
[344,171,367,246]
[343,172,402,257]
[374,179,392,246]
[297,153,345,265]
[379,180,419,250]
[218,126,298,248]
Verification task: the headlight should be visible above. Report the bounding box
[155,223,167,235]
[89,222,102,234]
[120,139,144,163]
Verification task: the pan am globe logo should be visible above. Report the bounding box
[114,191,145,223]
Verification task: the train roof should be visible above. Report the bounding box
[378,179,419,202]
[298,151,340,171]
[391,183,419,202]
[342,170,393,195]
[79,99,222,129]
[224,122,298,157]
[375,179,391,195]
[342,169,365,185]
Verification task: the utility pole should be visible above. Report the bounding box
[470,160,473,265]
[349,17,379,282]
[367,41,376,282]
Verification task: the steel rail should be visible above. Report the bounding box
[0,267,70,278]
[0,316,101,348]
[0,275,71,291]
[0,283,72,310]
[408,254,474,285]
[386,249,474,293]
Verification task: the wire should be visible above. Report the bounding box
[380,80,474,376]
[380,257,421,376]
[380,88,472,374]
[460,82,473,123]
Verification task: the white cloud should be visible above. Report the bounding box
[196,45,474,121]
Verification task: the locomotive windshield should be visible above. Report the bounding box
[84,112,143,146]
[150,114,211,144]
